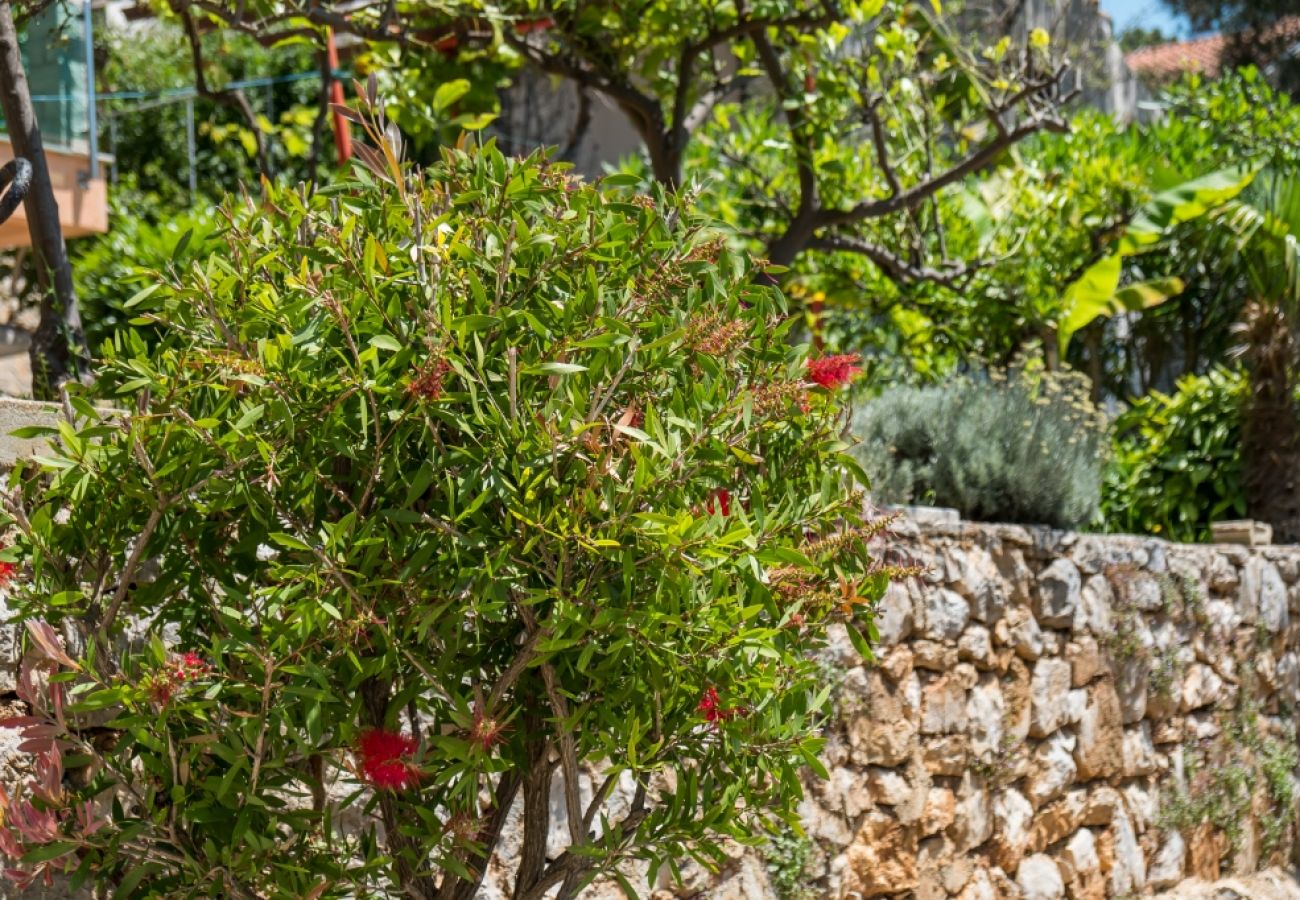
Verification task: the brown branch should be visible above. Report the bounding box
[808,234,983,286]
[173,0,273,180]
[818,110,1068,229]
[744,0,821,267]
[516,602,583,847]
[865,98,901,198]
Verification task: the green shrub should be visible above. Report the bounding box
[1101,367,1247,542]
[71,193,218,352]
[0,135,892,898]
[852,359,1106,528]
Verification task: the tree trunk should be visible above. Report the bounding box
[1240,301,1300,543]
[0,0,89,399]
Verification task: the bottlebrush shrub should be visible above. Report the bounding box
[0,142,896,897]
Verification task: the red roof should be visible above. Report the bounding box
[1125,32,1227,79]
[1125,16,1300,80]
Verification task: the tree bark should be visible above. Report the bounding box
[1240,301,1300,543]
[0,0,89,399]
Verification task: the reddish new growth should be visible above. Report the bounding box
[468,707,509,753]
[357,729,421,791]
[806,354,862,389]
[697,686,748,727]
[408,358,452,400]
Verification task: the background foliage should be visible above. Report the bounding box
[853,356,1107,528]
[1101,368,1247,543]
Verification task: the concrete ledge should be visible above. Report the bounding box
[0,398,120,467]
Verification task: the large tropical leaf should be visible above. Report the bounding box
[1212,169,1300,312]
[1057,250,1184,353]
[1122,166,1260,252]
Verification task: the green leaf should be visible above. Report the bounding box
[269,533,312,551]
[21,841,78,863]
[368,334,404,352]
[433,79,471,113]
[1124,166,1259,251]
[123,283,162,309]
[532,362,588,375]
[1057,254,1121,353]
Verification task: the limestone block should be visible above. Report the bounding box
[1182,663,1225,712]
[1121,722,1158,777]
[875,580,915,646]
[1004,657,1033,744]
[879,646,913,684]
[842,812,918,898]
[921,674,968,735]
[1076,575,1113,636]
[912,639,958,671]
[1009,607,1045,661]
[991,788,1034,871]
[1029,658,1073,738]
[966,675,1005,758]
[957,867,998,900]
[921,587,970,642]
[1028,789,1087,852]
[1108,807,1146,895]
[866,767,912,806]
[1059,827,1099,883]
[1258,560,1289,632]
[1114,654,1149,724]
[1035,559,1081,628]
[1066,636,1103,688]
[923,735,970,777]
[950,785,992,851]
[1147,830,1186,890]
[921,786,956,836]
[958,625,994,667]
[1026,731,1077,807]
[1015,854,1065,900]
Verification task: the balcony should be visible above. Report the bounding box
[0,138,109,249]
[2,0,109,250]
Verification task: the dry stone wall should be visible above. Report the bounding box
[644,514,1300,900]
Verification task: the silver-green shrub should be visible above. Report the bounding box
[853,360,1108,528]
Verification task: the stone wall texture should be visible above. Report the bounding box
[644,514,1300,900]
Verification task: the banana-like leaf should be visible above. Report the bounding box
[1122,166,1259,252]
[1058,251,1184,353]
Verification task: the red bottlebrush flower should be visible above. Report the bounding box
[408,358,452,401]
[697,687,747,727]
[704,488,732,517]
[357,729,421,791]
[698,687,722,722]
[0,545,16,587]
[806,354,862,390]
[468,707,509,753]
[145,674,176,708]
[176,652,208,681]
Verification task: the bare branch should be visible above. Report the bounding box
[172,0,273,180]
[808,233,987,286]
[818,108,1068,230]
